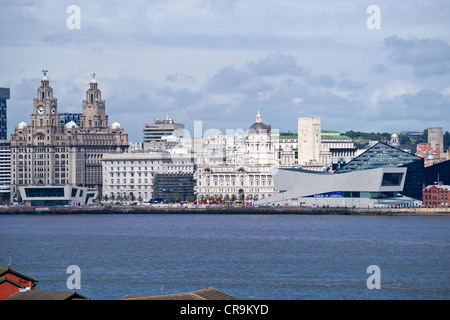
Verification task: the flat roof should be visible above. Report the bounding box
[0,88,10,99]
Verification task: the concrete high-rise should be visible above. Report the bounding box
[298,117,322,164]
[143,116,184,150]
[428,127,444,160]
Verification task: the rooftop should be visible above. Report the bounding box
[121,287,238,300]
[4,290,89,300]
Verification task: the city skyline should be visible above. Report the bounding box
[1,1,450,142]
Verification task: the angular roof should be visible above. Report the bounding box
[4,290,89,300]
[0,267,38,284]
[335,142,423,173]
[121,287,238,300]
[0,277,26,288]
[423,184,450,190]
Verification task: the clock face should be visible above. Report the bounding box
[36,105,45,116]
[51,106,56,115]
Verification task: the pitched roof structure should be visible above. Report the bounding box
[0,277,26,289]
[0,267,39,285]
[4,290,89,300]
[336,142,423,173]
[121,287,238,300]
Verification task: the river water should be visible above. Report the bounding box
[0,213,448,300]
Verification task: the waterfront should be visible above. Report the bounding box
[0,213,448,300]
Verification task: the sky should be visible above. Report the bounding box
[1,0,450,142]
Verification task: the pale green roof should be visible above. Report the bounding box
[321,135,352,140]
[279,134,298,139]
[321,130,340,133]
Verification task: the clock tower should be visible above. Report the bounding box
[32,70,58,130]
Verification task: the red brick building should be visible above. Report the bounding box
[0,267,38,300]
[422,183,450,207]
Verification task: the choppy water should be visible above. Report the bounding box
[0,213,448,300]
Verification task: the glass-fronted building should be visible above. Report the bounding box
[59,113,82,126]
[335,143,424,199]
[0,88,10,201]
[0,88,9,140]
[18,185,97,206]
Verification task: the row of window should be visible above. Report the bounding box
[423,195,449,200]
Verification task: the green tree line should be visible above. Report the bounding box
[345,129,450,150]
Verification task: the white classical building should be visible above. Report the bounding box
[194,112,278,202]
[101,112,358,204]
[101,151,195,202]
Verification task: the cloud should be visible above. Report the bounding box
[146,0,213,22]
[247,53,308,76]
[369,79,425,105]
[204,66,252,93]
[385,36,450,77]
[371,63,388,74]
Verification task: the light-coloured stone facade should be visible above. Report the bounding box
[194,112,278,202]
[10,75,128,201]
[101,151,195,202]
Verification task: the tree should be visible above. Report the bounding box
[444,131,450,150]
[415,129,428,144]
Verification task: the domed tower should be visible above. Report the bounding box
[80,74,108,130]
[390,132,400,147]
[246,111,275,165]
[249,111,271,135]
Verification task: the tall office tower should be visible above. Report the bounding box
[0,88,9,140]
[427,127,444,160]
[10,73,128,202]
[298,117,322,164]
[0,88,10,200]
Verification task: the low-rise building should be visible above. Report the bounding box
[0,267,38,300]
[422,182,450,207]
[18,185,97,206]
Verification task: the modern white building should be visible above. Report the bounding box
[18,185,97,206]
[255,166,420,208]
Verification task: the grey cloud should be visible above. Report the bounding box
[307,74,336,87]
[204,66,252,93]
[166,72,195,83]
[385,36,450,77]
[367,89,450,130]
[247,53,308,76]
[371,63,388,74]
[337,79,367,91]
